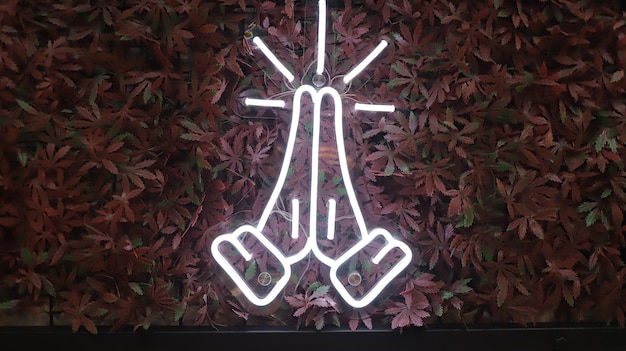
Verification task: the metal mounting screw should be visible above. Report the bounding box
[312,73,326,87]
[258,272,272,286]
[348,272,362,286]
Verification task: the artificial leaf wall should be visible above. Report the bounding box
[0,0,626,333]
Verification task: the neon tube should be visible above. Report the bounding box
[343,40,388,84]
[244,98,286,108]
[252,37,295,82]
[354,103,395,112]
[291,199,299,239]
[256,86,311,233]
[316,0,327,75]
[308,86,338,267]
[327,198,336,240]
[212,2,413,309]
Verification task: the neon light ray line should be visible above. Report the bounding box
[291,199,299,239]
[244,98,286,108]
[252,37,295,82]
[316,0,327,75]
[354,103,395,112]
[343,40,389,84]
[327,199,336,240]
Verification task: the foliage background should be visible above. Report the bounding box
[1,0,626,332]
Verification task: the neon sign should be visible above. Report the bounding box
[211,0,412,309]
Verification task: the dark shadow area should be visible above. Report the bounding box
[2,324,625,351]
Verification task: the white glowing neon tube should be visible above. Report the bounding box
[256,86,310,233]
[325,86,368,238]
[244,98,286,108]
[308,86,339,267]
[252,37,295,82]
[343,40,389,84]
[316,0,327,75]
[327,198,336,240]
[330,229,412,308]
[291,199,299,239]
[354,103,395,112]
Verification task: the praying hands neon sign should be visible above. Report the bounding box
[211,0,412,309]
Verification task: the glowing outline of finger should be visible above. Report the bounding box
[329,229,413,309]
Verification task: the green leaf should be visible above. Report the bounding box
[387,79,404,88]
[308,281,321,293]
[332,314,340,327]
[361,259,372,275]
[554,10,563,23]
[523,71,533,83]
[20,248,34,264]
[608,139,618,153]
[455,278,473,293]
[456,208,475,228]
[180,133,198,141]
[348,259,357,273]
[441,290,454,300]
[17,151,28,167]
[577,202,596,213]
[314,315,325,330]
[44,280,56,297]
[131,237,142,248]
[594,138,604,152]
[174,305,185,321]
[313,285,330,296]
[129,283,144,295]
[142,88,152,104]
[433,303,443,317]
[610,70,624,83]
[16,99,36,114]
[384,163,394,176]
[0,300,18,310]
[481,245,494,261]
[564,290,574,307]
[585,209,598,227]
[92,308,109,317]
[245,260,256,280]
[495,160,514,172]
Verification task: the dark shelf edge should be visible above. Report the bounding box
[1,323,625,351]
